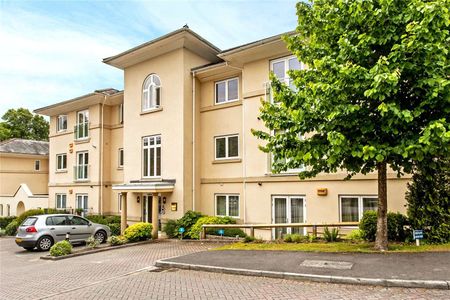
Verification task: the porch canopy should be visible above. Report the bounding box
[112,181,175,238]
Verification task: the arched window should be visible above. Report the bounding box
[0,204,3,216]
[6,204,10,217]
[142,74,161,111]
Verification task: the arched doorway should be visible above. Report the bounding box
[17,201,25,216]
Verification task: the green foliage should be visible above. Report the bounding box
[283,233,305,243]
[5,220,19,236]
[0,217,16,229]
[50,240,72,257]
[162,220,178,238]
[0,108,49,141]
[244,236,256,243]
[406,159,450,243]
[86,215,121,225]
[124,222,152,242]
[108,223,121,236]
[175,210,203,238]
[323,227,340,242]
[206,228,246,238]
[108,235,128,246]
[86,235,100,249]
[360,211,408,242]
[346,229,364,242]
[188,216,235,239]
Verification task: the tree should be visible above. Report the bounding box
[406,158,450,243]
[0,108,49,141]
[253,0,450,250]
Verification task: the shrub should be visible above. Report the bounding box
[0,216,16,229]
[406,159,450,244]
[244,236,255,243]
[5,220,19,236]
[188,216,235,239]
[124,222,152,242]
[291,234,304,243]
[253,238,264,244]
[175,210,203,238]
[105,215,121,224]
[50,240,72,257]
[86,235,100,249]
[323,227,339,242]
[162,219,178,238]
[108,235,128,246]
[346,229,364,241]
[206,228,246,238]
[108,223,121,236]
[359,211,409,242]
[283,234,293,243]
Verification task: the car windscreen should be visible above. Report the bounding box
[21,217,37,226]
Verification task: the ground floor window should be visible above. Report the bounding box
[215,194,239,218]
[56,194,67,209]
[339,195,378,222]
[272,195,305,238]
[76,194,88,216]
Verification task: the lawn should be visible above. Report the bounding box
[214,241,450,253]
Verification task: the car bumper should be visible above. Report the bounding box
[15,237,37,248]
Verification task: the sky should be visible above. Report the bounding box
[0,0,298,117]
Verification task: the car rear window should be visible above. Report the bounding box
[22,217,37,226]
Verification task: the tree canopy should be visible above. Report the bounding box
[253,0,450,250]
[0,108,49,141]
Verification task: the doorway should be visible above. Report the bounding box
[142,194,153,223]
[272,195,306,239]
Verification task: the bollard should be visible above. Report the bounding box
[201,227,206,240]
[250,227,254,238]
[65,232,70,241]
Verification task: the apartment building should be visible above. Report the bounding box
[35,27,410,239]
[0,139,49,216]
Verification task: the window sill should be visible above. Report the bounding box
[212,158,242,164]
[140,177,162,182]
[55,170,68,174]
[140,107,163,115]
[74,137,90,144]
[117,167,124,170]
[74,179,90,183]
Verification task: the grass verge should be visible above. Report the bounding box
[213,241,450,253]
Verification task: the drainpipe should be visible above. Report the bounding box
[192,71,196,211]
[99,94,107,215]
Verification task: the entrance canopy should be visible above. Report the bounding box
[112,181,175,193]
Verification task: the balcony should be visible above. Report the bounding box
[74,164,90,182]
[74,122,89,140]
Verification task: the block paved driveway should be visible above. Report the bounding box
[1,237,448,300]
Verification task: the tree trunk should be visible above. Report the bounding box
[375,162,388,251]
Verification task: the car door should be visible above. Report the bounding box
[67,215,92,241]
[46,216,72,242]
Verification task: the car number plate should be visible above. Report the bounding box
[15,238,22,243]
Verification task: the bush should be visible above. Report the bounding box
[162,219,178,238]
[175,211,203,238]
[108,235,128,246]
[5,220,19,236]
[206,228,246,238]
[50,240,72,257]
[188,216,235,239]
[406,159,450,244]
[0,216,16,229]
[86,235,100,249]
[323,227,339,242]
[359,211,409,242]
[86,215,121,225]
[283,234,293,243]
[108,223,121,236]
[124,222,152,242]
[346,229,364,241]
[244,236,255,243]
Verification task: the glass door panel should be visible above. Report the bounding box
[273,197,287,239]
[290,197,304,235]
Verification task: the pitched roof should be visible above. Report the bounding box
[0,139,49,156]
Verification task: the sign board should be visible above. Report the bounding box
[413,230,423,240]
[178,227,185,233]
[218,229,225,236]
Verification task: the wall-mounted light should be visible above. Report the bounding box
[258,182,262,186]
[163,197,166,204]
[137,196,140,203]
[171,202,177,211]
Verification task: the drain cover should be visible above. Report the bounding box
[300,260,353,270]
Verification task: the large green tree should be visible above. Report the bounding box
[1,108,49,141]
[253,0,450,250]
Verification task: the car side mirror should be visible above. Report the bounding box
[88,222,92,226]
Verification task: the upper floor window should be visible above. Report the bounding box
[215,135,239,160]
[74,151,89,181]
[57,115,67,132]
[56,153,67,171]
[215,77,239,104]
[142,74,161,111]
[75,110,89,140]
[270,55,303,89]
[270,130,305,174]
[118,148,124,168]
[35,160,40,171]
[143,135,161,177]
[340,196,378,222]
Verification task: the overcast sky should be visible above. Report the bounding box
[0,0,298,117]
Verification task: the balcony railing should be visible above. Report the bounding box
[74,122,89,140]
[73,164,90,181]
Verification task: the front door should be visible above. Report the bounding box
[272,196,306,239]
[142,194,152,223]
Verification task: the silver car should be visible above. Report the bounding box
[15,214,111,251]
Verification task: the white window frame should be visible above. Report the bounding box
[215,194,240,218]
[56,153,67,171]
[75,110,89,140]
[214,134,239,160]
[56,193,67,209]
[268,55,305,103]
[339,195,378,222]
[57,115,67,132]
[142,135,161,178]
[271,195,307,238]
[118,148,124,168]
[75,151,89,181]
[34,160,40,171]
[76,194,89,217]
[142,74,161,112]
[214,77,239,104]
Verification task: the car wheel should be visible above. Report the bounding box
[36,236,54,251]
[94,230,107,244]
[24,247,34,251]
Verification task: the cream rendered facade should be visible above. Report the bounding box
[36,28,409,239]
